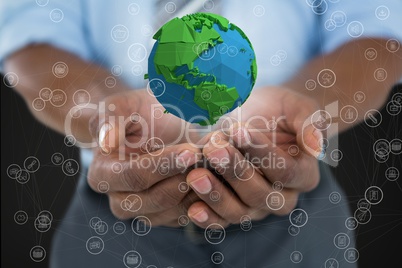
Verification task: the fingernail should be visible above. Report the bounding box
[190,175,212,194]
[312,129,323,157]
[99,123,112,153]
[192,210,209,223]
[176,150,197,168]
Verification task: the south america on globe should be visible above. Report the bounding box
[145,13,257,125]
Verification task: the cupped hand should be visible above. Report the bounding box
[185,87,324,228]
[86,89,202,226]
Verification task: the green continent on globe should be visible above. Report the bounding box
[151,13,257,125]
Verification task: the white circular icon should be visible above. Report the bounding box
[3,72,19,87]
[364,48,377,61]
[325,258,339,268]
[305,79,317,91]
[39,87,53,101]
[311,110,332,130]
[131,65,143,76]
[317,69,336,88]
[227,46,239,57]
[266,192,285,210]
[387,101,402,116]
[205,223,226,244]
[49,8,64,23]
[52,62,68,78]
[234,160,255,181]
[178,215,190,227]
[347,21,364,38]
[288,225,300,236]
[50,89,67,107]
[97,181,109,193]
[147,78,166,98]
[290,251,303,263]
[357,198,371,212]
[203,0,215,11]
[111,65,123,76]
[165,2,176,13]
[385,167,399,181]
[386,39,400,53]
[240,215,252,231]
[64,135,76,147]
[289,208,308,227]
[128,3,140,15]
[73,89,91,106]
[333,232,350,249]
[344,248,359,263]
[390,139,402,155]
[331,10,347,27]
[30,246,46,262]
[34,215,52,232]
[340,105,358,124]
[365,186,383,205]
[16,169,30,184]
[330,149,343,162]
[121,194,142,212]
[329,191,342,204]
[145,137,165,156]
[325,19,337,31]
[113,221,126,234]
[178,182,189,193]
[354,208,371,224]
[32,98,46,111]
[253,5,265,17]
[375,5,390,20]
[14,210,28,225]
[62,159,79,176]
[211,251,224,264]
[374,68,387,82]
[51,153,64,165]
[210,190,221,201]
[36,0,49,7]
[354,91,366,103]
[128,43,147,62]
[123,250,142,268]
[86,236,104,255]
[364,109,382,128]
[7,164,21,179]
[132,216,151,236]
[94,221,108,235]
[345,217,358,230]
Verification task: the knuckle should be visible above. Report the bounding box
[150,187,182,211]
[278,193,298,216]
[247,189,268,209]
[121,170,148,192]
[303,168,320,192]
[109,195,130,220]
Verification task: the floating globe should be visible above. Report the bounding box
[146,13,257,125]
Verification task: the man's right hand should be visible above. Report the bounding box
[87,90,202,226]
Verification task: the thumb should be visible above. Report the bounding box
[98,121,124,153]
[292,109,324,158]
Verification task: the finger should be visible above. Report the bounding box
[88,143,202,192]
[187,167,254,223]
[201,136,299,213]
[284,97,324,158]
[108,174,191,219]
[188,201,229,228]
[229,125,320,192]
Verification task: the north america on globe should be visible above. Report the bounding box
[145,13,257,125]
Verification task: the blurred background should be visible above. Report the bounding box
[1,75,401,267]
